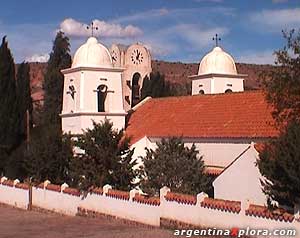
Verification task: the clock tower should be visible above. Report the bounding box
[110,43,152,111]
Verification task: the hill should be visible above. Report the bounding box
[26,61,276,105]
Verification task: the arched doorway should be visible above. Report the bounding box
[97,85,108,112]
[225,89,233,93]
[131,72,141,107]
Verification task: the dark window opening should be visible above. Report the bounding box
[225,89,233,93]
[131,72,141,107]
[199,90,205,94]
[97,85,108,112]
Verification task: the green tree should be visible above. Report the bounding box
[139,137,209,196]
[16,62,33,141]
[42,31,71,127]
[23,126,73,184]
[141,72,172,100]
[259,29,300,209]
[257,120,300,208]
[0,36,21,172]
[4,62,33,178]
[262,29,300,125]
[70,120,137,191]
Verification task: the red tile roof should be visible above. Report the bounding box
[201,197,241,213]
[63,187,81,197]
[126,91,278,144]
[106,189,130,200]
[165,192,197,205]
[133,194,160,206]
[1,179,14,187]
[15,183,30,190]
[246,204,294,223]
[91,187,103,195]
[204,167,224,176]
[45,184,61,192]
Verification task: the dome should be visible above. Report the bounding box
[198,46,237,75]
[72,37,113,68]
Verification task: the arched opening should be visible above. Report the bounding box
[199,90,205,95]
[225,89,233,93]
[131,72,141,107]
[97,85,108,112]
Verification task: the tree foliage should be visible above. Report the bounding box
[139,137,210,196]
[141,72,172,100]
[0,36,22,173]
[257,120,300,208]
[259,29,300,208]
[70,120,137,191]
[262,29,300,125]
[23,126,73,184]
[42,31,71,127]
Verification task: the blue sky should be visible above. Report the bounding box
[0,0,299,64]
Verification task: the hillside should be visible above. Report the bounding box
[26,61,276,104]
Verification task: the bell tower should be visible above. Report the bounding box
[60,37,126,134]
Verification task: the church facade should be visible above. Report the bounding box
[61,36,278,206]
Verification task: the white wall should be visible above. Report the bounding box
[131,137,251,169]
[0,183,28,209]
[33,187,80,216]
[213,145,268,206]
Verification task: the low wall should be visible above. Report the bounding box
[0,177,299,237]
[0,177,29,210]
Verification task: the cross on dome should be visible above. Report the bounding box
[86,21,99,37]
[213,34,221,47]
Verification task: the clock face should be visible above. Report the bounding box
[111,50,117,63]
[131,49,143,65]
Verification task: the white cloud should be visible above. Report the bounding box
[249,8,300,32]
[59,18,143,38]
[25,53,49,63]
[237,50,275,65]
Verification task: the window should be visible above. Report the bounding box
[97,85,108,112]
[131,72,141,107]
[225,89,233,93]
[199,90,205,94]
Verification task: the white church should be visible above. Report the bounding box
[60,36,279,206]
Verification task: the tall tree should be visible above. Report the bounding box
[0,36,21,172]
[139,137,210,196]
[70,120,137,191]
[258,120,300,208]
[259,29,300,209]
[140,72,172,100]
[16,62,33,141]
[42,31,71,127]
[262,29,300,125]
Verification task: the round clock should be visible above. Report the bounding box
[131,49,143,65]
[111,50,118,63]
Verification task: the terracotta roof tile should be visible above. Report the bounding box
[204,167,224,176]
[201,197,241,213]
[63,187,81,197]
[1,179,14,187]
[45,184,61,192]
[165,192,197,205]
[245,204,294,223]
[15,183,30,190]
[126,91,278,144]
[91,187,103,195]
[106,189,130,200]
[133,194,160,206]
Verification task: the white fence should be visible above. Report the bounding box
[0,177,299,237]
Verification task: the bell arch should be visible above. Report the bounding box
[97,85,108,112]
[131,72,141,107]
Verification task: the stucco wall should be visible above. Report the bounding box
[131,137,251,169]
[213,145,267,206]
[0,183,28,209]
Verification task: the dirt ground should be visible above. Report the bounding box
[0,205,174,238]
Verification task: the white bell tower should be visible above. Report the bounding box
[60,37,126,134]
[190,44,246,95]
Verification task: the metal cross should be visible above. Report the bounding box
[213,34,221,47]
[86,22,98,37]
